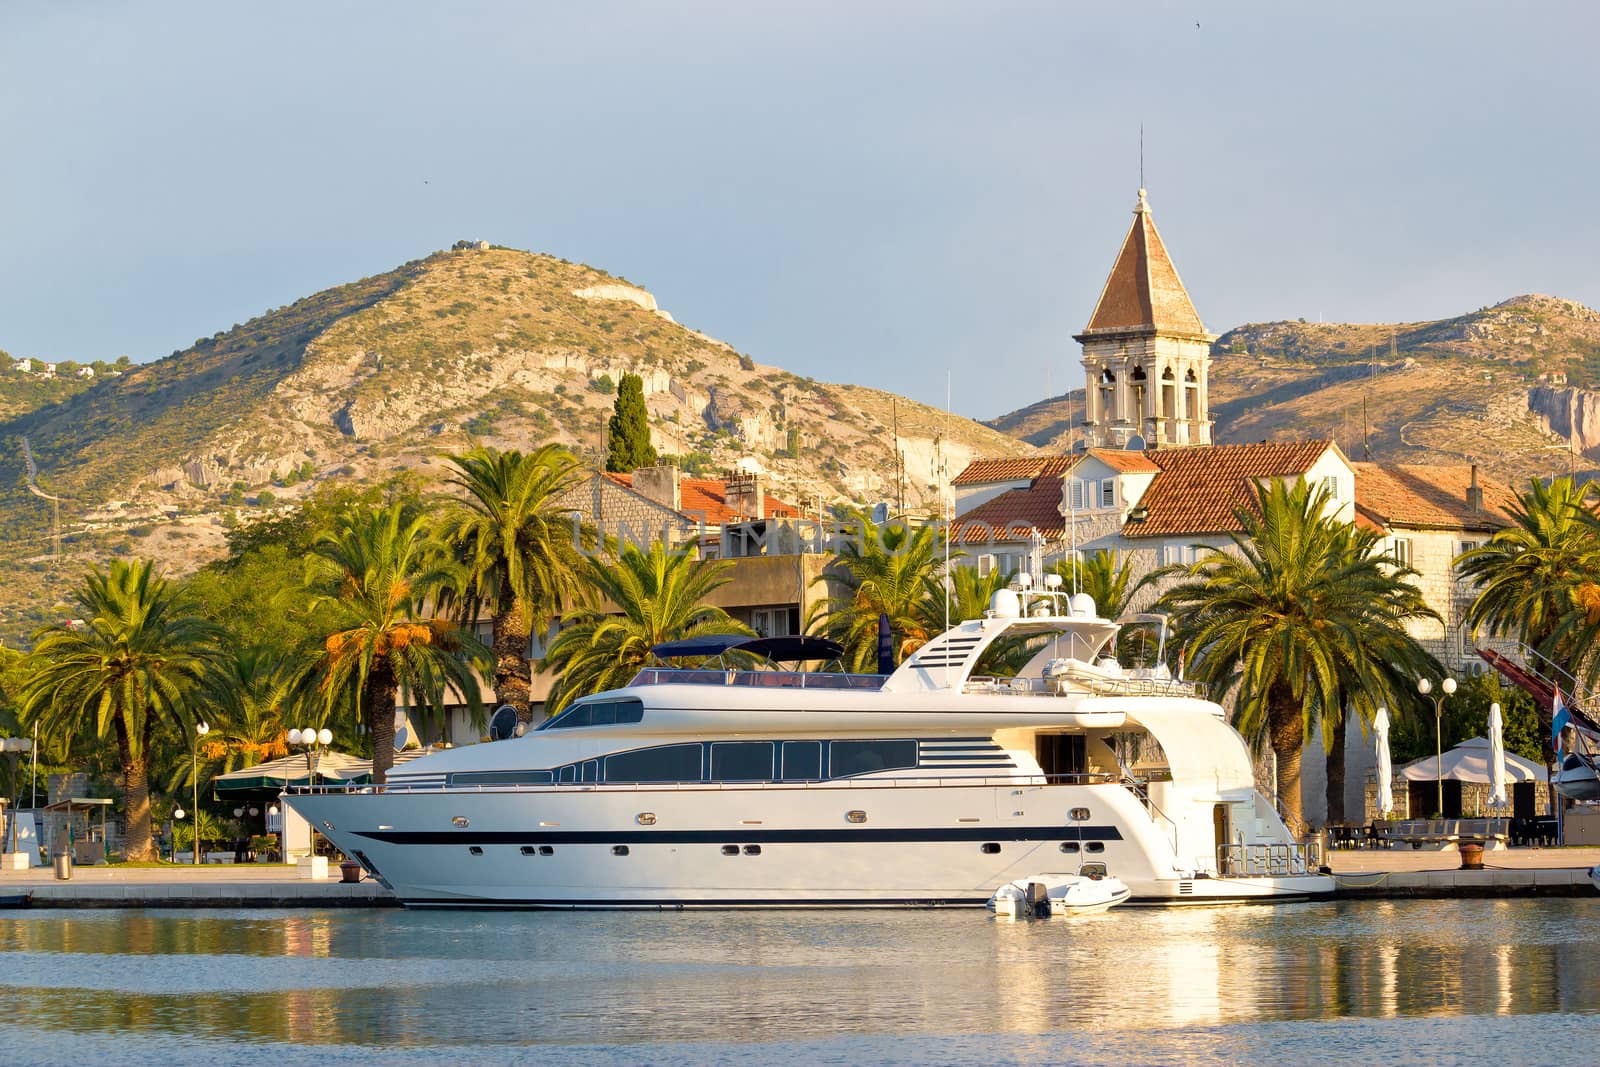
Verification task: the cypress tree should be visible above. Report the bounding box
[606,372,657,472]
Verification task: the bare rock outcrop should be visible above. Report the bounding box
[1529,386,1600,458]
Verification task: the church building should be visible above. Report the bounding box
[1076,189,1215,449]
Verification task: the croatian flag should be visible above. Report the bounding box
[1553,686,1571,759]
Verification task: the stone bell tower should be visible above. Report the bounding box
[1075,189,1217,449]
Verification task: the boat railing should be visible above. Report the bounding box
[1216,841,1321,879]
[963,673,1205,700]
[626,668,887,691]
[288,771,1160,797]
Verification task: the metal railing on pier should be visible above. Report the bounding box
[1216,841,1320,879]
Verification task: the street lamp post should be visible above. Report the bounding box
[172,807,185,863]
[1417,676,1457,816]
[190,721,209,864]
[288,727,334,788]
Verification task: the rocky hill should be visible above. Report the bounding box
[988,294,1600,486]
[0,245,1027,637]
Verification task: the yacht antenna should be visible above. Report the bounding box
[943,371,952,689]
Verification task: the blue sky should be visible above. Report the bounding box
[3,1,1597,418]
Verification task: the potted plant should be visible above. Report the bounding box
[249,834,279,862]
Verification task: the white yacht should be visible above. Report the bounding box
[286,584,1332,908]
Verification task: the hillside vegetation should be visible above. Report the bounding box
[987,294,1597,486]
[0,245,1027,639]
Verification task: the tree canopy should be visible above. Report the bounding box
[605,372,657,472]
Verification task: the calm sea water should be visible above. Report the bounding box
[0,900,1596,1066]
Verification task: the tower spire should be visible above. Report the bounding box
[1074,190,1217,450]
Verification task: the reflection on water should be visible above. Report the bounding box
[0,901,1594,1058]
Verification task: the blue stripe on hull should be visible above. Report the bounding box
[355,825,1127,846]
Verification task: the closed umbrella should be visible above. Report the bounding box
[1375,706,1393,816]
[1487,701,1508,812]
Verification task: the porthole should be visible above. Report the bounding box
[520,846,536,856]
[845,810,868,824]
[743,845,761,856]
[321,820,336,832]
[721,844,739,856]
[468,846,483,856]
[1069,807,1091,821]
[539,845,554,856]
[452,815,470,828]
[612,845,630,856]
[1060,842,1080,853]
[1086,842,1105,854]
[981,842,1001,854]
[636,812,657,826]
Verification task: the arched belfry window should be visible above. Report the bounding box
[1131,365,1147,382]
[1185,367,1198,383]
[1101,368,1116,383]
[1161,366,1176,381]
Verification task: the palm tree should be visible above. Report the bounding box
[541,541,752,713]
[194,647,297,779]
[915,563,1010,632]
[1458,476,1600,785]
[1318,522,1442,823]
[1050,549,1157,621]
[1159,480,1440,834]
[808,511,943,671]
[439,444,587,721]
[301,503,489,783]
[17,560,226,860]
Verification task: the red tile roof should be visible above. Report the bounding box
[951,454,1076,486]
[1085,447,1161,473]
[604,473,800,524]
[952,475,1066,544]
[1353,463,1515,532]
[1077,190,1210,339]
[1122,440,1338,538]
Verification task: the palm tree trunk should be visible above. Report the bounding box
[114,718,155,861]
[1537,700,1558,818]
[367,669,398,785]
[492,607,533,722]
[1326,713,1348,825]
[1269,687,1306,837]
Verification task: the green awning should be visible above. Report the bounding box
[211,752,372,794]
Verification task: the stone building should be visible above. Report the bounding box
[1077,189,1215,449]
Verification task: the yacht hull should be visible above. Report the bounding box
[287,781,1332,908]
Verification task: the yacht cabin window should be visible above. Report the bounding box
[710,741,776,782]
[829,740,917,778]
[779,741,823,781]
[603,743,704,783]
[539,698,645,730]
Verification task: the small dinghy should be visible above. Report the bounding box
[988,863,1130,919]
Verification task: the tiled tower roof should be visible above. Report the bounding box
[1077,189,1210,340]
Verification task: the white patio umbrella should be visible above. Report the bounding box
[1375,706,1393,816]
[1487,701,1508,812]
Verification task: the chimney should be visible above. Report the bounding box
[632,464,681,512]
[725,471,765,520]
[1466,464,1483,513]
